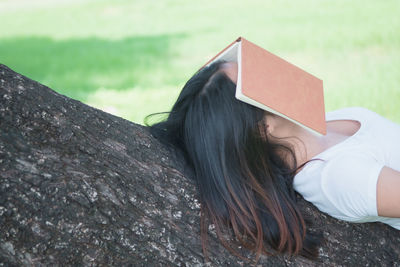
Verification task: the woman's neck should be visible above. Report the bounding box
[271,118,360,170]
[270,124,326,169]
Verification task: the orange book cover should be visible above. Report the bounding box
[201,37,326,136]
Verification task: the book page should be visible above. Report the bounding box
[205,42,239,66]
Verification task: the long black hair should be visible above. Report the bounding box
[144,61,321,264]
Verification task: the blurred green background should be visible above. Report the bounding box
[1,0,399,125]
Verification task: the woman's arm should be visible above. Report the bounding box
[377,166,400,217]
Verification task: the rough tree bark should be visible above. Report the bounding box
[0,64,399,267]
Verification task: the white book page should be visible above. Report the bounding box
[205,42,239,65]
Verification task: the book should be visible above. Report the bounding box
[201,37,326,136]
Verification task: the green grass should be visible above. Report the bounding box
[1,0,399,124]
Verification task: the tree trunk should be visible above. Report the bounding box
[0,64,399,266]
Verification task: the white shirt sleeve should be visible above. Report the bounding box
[320,152,384,220]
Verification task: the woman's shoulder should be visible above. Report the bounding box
[319,151,383,212]
[311,151,400,229]
[327,106,398,127]
[327,106,379,121]
[293,151,383,221]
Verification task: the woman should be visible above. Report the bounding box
[145,60,400,263]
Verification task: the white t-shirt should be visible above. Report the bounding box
[293,107,400,230]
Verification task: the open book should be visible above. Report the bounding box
[201,37,326,136]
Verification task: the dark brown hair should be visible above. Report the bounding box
[145,61,322,264]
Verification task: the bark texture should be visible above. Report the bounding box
[0,64,399,266]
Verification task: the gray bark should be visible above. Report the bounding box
[0,64,399,266]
